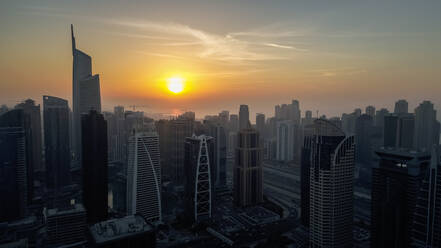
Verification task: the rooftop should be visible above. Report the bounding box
[47,204,85,217]
[89,215,153,244]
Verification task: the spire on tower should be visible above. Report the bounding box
[71,24,76,54]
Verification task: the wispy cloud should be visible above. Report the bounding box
[134,51,184,59]
[110,20,295,62]
[19,6,307,63]
[263,43,294,49]
[308,68,367,77]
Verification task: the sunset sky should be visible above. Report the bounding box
[1,0,440,119]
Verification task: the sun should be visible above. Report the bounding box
[167,77,185,94]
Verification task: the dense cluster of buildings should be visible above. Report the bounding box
[1,26,441,248]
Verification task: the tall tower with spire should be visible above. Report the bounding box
[71,25,101,161]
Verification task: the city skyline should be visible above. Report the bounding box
[1,0,441,119]
[1,2,441,247]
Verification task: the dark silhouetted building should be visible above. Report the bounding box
[371,149,431,248]
[300,124,314,227]
[184,135,215,222]
[414,101,440,151]
[410,145,441,247]
[239,105,249,131]
[309,119,355,248]
[156,118,193,185]
[71,24,102,162]
[374,108,389,129]
[82,110,108,223]
[88,215,156,248]
[229,114,239,132]
[366,105,376,118]
[355,114,374,165]
[233,127,263,207]
[14,99,43,202]
[383,114,415,149]
[256,113,265,139]
[205,121,227,188]
[43,96,71,192]
[45,204,87,247]
[0,127,27,222]
[394,99,408,114]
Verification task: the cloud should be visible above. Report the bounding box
[134,51,184,59]
[110,20,295,62]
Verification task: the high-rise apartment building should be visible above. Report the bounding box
[256,113,265,138]
[233,127,263,207]
[43,96,71,192]
[276,120,295,162]
[229,114,239,132]
[81,110,108,224]
[414,101,440,151]
[71,25,101,161]
[14,99,42,201]
[0,108,34,205]
[156,118,193,185]
[371,149,431,248]
[300,123,315,227]
[383,114,415,149]
[411,145,441,247]
[355,114,374,164]
[366,105,376,118]
[394,99,409,114]
[309,119,355,248]
[239,105,249,131]
[127,132,162,222]
[0,127,27,222]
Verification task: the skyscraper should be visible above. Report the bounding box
[104,106,126,163]
[383,114,415,149]
[156,118,193,185]
[229,114,239,132]
[411,145,441,247]
[300,124,314,227]
[184,135,215,222]
[394,99,408,114]
[14,99,42,201]
[366,105,376,118]
[205,121,227,187]
[414,101,439,151]
[127,132,162,222]
[239,105,249,131]
[0,127,27,222]
[71,24,102,161]
[256,113,265,138]
[43,96,71,192]
[0,108,34,204]
[355,114,373,165]
[371,149,431,248]
[374,108,389,128]
[233,126,263,207]
[276,120,295,162]
[81,110,108,224]
[302,110,313,126]
[309,119,355,248]
[290,100,301,125]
